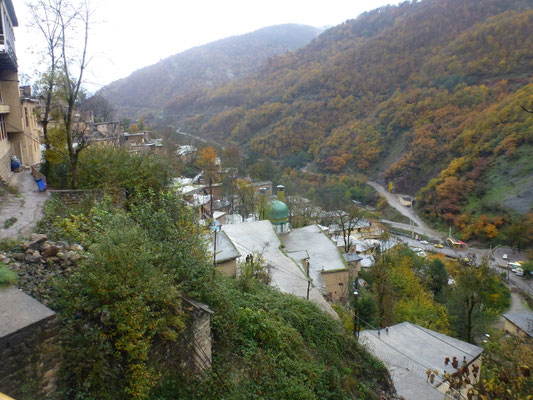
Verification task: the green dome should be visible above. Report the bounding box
[267,200,289,225]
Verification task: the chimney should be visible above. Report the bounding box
[276,185,285,202]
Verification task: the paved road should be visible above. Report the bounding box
[395,234,533,297]
[368,181,443,239]
[382,219,443,241]
[0,170,50,239]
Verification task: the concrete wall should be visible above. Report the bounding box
[321,269,350,303]
[216,258,237,277]
[0,70,23,135]
[0,288,61,399]
[504,319,528,338]
[20,99,42,166]
[347,260,361,278]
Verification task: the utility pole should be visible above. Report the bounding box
[209,177,214,219]
[212,223,220,277]
[353,289,359,340]
[305,258,310,300]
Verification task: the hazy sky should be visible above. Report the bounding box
[16,0,397,91]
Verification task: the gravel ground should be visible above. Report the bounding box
[0,170,50,239]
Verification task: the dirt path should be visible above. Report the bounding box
[495,289,530,330]
[0,171,50,239]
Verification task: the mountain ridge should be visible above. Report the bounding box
[161,0,533,242]
[98,24,322,120]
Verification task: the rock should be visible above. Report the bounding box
[65,251,81,262]
[42,245,60,258]
[13,253,26,261]
[0,257,11,264]
[30,233,47,243]
[57,251,65,259]
[70,244,84,252]
[25,254,42,263]
[0,254,7,263]
[28,234,47,250]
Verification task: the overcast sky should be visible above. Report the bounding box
[16,0,397,92]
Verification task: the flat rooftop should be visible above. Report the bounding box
[207,230,240,263]
[503,312,533,337]
[280,225,346,295]
[361,322,483,400]
[361,322,483,376]
[222,221,335,316]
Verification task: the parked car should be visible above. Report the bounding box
[502,254,508,260]
[420,240,429,245]
[434,243,444,248]
[516,268,524,277]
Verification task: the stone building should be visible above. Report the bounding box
[0,0,23,184]
[10,86,42,167]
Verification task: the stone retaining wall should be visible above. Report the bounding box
[0,150,13,185]
[50,189,126,206]
[0,288,61,399]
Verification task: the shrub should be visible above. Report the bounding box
[0,263,17,286]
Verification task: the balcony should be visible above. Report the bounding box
[0,104,9,114]
[0,34,16,71]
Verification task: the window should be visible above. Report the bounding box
[0,115,6,140]
[25,107,30,129]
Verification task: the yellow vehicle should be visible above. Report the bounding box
[434,243,444,249]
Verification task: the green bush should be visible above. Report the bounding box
[44,146,173,195]
[54,213,188,400]
[155,278,390,400]
[77,147,172,196]
[0,263,17,287]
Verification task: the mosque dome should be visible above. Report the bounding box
[268,199,289,224]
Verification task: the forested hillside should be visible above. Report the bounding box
[98,24,321,120]
[163,0,533,242]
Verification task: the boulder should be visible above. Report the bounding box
[42,245,60,258]
[25,254,42,263]
[13,253,26,261]
[65,251,81,262]
[69,244,84,252]
[28,234,47,250]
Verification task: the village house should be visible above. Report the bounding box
[119,131,163,154]
[502,312,533,338]
[398,195,413,207]
[342,252,363,278]
[361,321,483,400]
[176,144,196,163]
[0,0,24,184]
[222,220,336,316]
[12,86,42,167]
[207,230,239,277]
[281,224,350,303]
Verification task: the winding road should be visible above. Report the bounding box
[369,181,532,297]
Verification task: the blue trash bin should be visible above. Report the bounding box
[36,178,46,192]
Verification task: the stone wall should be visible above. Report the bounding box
[0,149,13,185]
[0,288,61,399]
[179,297,214,373]
[50,189,126,206]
